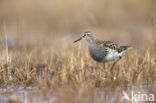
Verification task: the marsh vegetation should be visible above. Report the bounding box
[0,0,156,103]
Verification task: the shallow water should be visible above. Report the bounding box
[0,82,155,103]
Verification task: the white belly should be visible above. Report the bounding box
[103,50,123,62]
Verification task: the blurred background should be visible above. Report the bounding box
[0,0,156,33]
[0,0,155,52]
[0,1,155,102]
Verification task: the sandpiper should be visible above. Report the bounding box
[74,31,132,70]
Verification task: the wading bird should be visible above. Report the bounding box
[74,31,132,71]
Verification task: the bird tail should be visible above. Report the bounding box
[121,46,133,51]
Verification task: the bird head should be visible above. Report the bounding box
[74,31,95,43]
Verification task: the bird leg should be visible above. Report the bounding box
[103,63,106,69]
[110,56,122,71]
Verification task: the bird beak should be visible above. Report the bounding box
[73,36,83,43]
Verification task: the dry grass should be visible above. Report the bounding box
[0,34,155,87]
[0,0,156,103]
[0,31,155,102]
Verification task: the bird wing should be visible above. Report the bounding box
[97,40,130,53]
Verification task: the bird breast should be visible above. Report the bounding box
[88,44,123,62]
[88,45,107,62]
